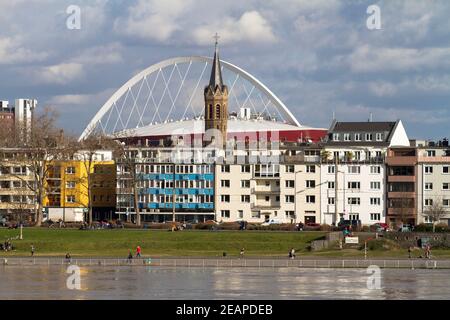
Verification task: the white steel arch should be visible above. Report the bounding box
[79,56,301,141]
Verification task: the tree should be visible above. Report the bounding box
[321,150,331,162]
[115,144,142,226]
[0,107,75,226]
[424,197,447,232]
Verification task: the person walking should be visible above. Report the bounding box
[240,248,245,259]
[136,245,142,258]
[408,246,412,259]
[290,248,296,260]
[30,244,35,257]
[127,250,133,263]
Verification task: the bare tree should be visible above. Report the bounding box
[115,144,142,226]
[0,108,75,226]
[424,197,447,232]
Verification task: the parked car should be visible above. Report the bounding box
[371,223,390,232]
[261,219,283,226]
[398,224,414,232]
[303,222,321,231]
[338,219,362,230]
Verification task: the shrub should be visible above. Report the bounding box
[319,224,332,231]
[364,239,400,251]
[414,224,433,232]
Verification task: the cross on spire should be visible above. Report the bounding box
[213,32,220,46]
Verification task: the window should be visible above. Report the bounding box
[349,214,360,221]
[306,195,316,203]
[348,166,360,174]
[370,182,381,190]
[328,166,335,174]
[66,195,76,203]
[306,165,316,173]
[286,165,294,173]
[241,165,250,173]
[66,181,76,189]
[328,181,335,189]
[220,195,230,202]
[221,210,230,218]
[221,165,230,173]
[376,133,383,141]
[370,198,381,205]
[241,180,250,188]
[285,211,295,218]
[221,180,230,188]
[265,196,270,202]
[354,133,361,141]
[348,197,360,205]
[443,199,450,207]
[425,199,433,206]
[241,195,250,203]
[285,180,294,188]
[426,150,436,157]
[370,213,381,221]
[344,133,350,141]
[333,133,339,141]
[443,183,450,190]
[306,180,316,188]
[425,183,433,190]
[365,133,373,141]
[328,197,335,205]
[66,167,76,174]
[348,181,360,190]
[238,210,244,219]
[425,166,433,174]
[443,166,450,174]
[370,166,381,174]
[285,195,294,203]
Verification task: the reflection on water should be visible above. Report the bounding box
[1,265,450,300]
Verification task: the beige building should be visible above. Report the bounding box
[416,140,450,226]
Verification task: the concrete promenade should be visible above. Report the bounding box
[2,256,450,269]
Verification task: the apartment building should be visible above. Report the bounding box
[116,147,215,223]
[416,139,450,226]
[0,149,36,222]
[43,150,116,222]
[320,120,410,225]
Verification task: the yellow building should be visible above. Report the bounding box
[44,150,116,222]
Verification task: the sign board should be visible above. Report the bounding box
[345,237,359,244]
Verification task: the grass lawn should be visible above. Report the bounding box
[0,228,325,257]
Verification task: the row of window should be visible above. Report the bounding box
[327,197,382,205]
[333,133,384,142]
[424,199,450,206]
[220,195,317,203]
[327,166,381,174]
[424,183,450,190]
[220,210,315,219]
[424,166,450,174]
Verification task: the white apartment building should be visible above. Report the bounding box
[320,120,410,225]
[416,139,450,226]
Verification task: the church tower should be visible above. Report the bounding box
[204,35,228,148]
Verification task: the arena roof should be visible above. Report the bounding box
[114,118,324,139]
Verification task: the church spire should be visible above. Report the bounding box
[209,33,224,90]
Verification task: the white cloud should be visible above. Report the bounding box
[114,0,192,42]
[33,63,84,85]
[368,81,397,97]
[72,43,123,65]
[192,11,277,45]
[348,45,450,73]
[0,37,48,64]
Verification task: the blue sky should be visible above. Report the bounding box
[1,0,450,140]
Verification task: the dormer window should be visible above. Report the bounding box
[365,133,373,141]
[355,133,361,141]
[376,133,383,141]
[344,133,350,141]
[333,133,339,141]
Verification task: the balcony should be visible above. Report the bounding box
[386,156,417,166]
[251,186,281,194]
[251,203,281,210]
[387,175,416,183]
[387,191,416,199]
[387,208,416,216]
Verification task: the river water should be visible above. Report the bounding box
[1,265,450,300]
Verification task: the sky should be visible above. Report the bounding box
[1,0,450,140]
